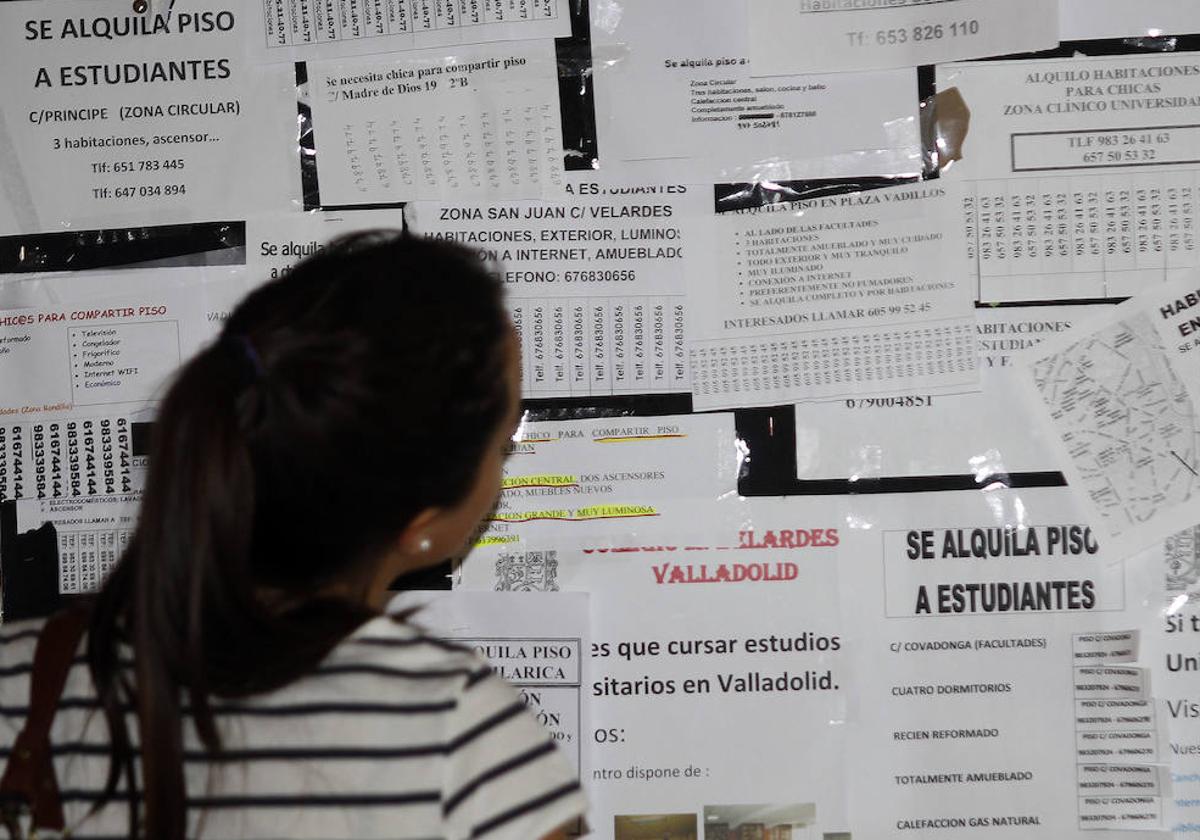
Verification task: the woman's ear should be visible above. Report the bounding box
[395,506,445,566]
[365,507,450,607]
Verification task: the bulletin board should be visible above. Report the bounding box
[3,0,1200,837]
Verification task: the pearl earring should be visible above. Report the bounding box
[417,538,432,553]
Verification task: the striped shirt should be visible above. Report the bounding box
[0,614,585,840]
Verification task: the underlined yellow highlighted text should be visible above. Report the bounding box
[501,474,578,489]
[490,504,660,523]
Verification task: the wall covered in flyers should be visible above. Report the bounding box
[4,0,1200,838]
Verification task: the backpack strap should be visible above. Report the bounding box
[0,608,89,833]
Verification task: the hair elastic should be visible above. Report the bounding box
[226,333,265,379]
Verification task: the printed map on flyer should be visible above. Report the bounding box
[1019,272,1200,556]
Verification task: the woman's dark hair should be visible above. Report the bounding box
[84,232,513,840]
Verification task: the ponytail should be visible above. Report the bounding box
[87,341,372,840]
[89,342,255,839]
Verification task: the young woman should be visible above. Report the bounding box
[0,233,585,840]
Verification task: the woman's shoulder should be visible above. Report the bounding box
[320,613,493,686]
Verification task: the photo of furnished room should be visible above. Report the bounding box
[614,813,698,840]
[702,803,822,840]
